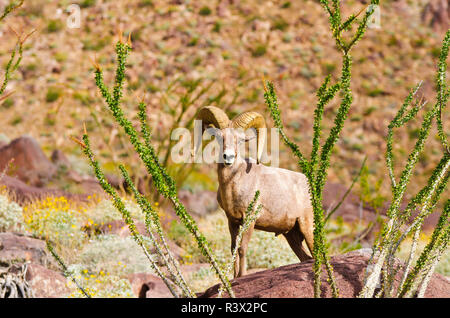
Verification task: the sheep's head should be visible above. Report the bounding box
[195,106,266,165]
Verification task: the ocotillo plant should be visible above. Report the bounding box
[86,75,229,197]
[75,132,191,297]
[217,190,262,298]
[72,33,235,297]
[359,30,450,298]
[157,78,233,192]
[264,0,379,297]
[0,0,34,102]
[46,240,90,298]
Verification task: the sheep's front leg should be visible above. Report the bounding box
[237,221,255,277]
[228,220,240,278]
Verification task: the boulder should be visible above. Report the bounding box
[159,190,218,229]
[199,249,450,298]
[127,265,214,298]
[51,149,71,169]
[0,232,54,267]
[422,0,450,32]
[0,138,105,201]
[0,136,57,187]
[178,190,218,217]
[127,272,173,298]
[24,263,69,298]
[0,175,88,205]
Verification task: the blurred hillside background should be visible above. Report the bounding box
[0,0,449,297]
[0,0,448,199]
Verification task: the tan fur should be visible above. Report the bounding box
[196,106,314,278]
[216,129,314,278]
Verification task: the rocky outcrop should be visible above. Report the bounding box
[0,136,57,187]
[0,175,90,205]
[127,264,212,298]
[127,272,173,298]
[0,233,70,298]
[422,0,450,32]
[50,149,71,169]
[199,249,450,298]
[0,232,54,267]
[160,190,219,229]
[0,136,108,203]
[178,190,218,218]
[23,263,69,298]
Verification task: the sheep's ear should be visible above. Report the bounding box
[244,135,256,142]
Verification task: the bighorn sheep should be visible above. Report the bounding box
[196,106,314,278]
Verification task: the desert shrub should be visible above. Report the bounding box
[46,19,63,33]
[1,97,14,109]
[77,234,157,276]
[79,0,96,8]
[246,231,301,269]
[250,43,267,57]
[181,212,298,269]
[271,16,289,31]
[436,249,450,276]
[66,154,93,177]
[264,0,380,297]
[358,31,450,298]
[199,6,212,16]
[396,236,450,277]
[82,36,112,51]
[65,32,237,298]
[9,115,22,126]
[0,0,32,100]
[185,267,219,293]
[0,134,10,144]
[325,217,368,254]
[0,193,23,232]
[23,196,87,248]
[85,198,145,225]
[45,86,63,103]
[66,263,133,298]
[167,220,191,248]
[138,0,154,8]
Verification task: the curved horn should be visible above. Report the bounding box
[194,106,230,159]
[232,111,266,163]
[196,106,230,131]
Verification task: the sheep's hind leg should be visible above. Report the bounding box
[298,216,314,258]
[283,226,312,262]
